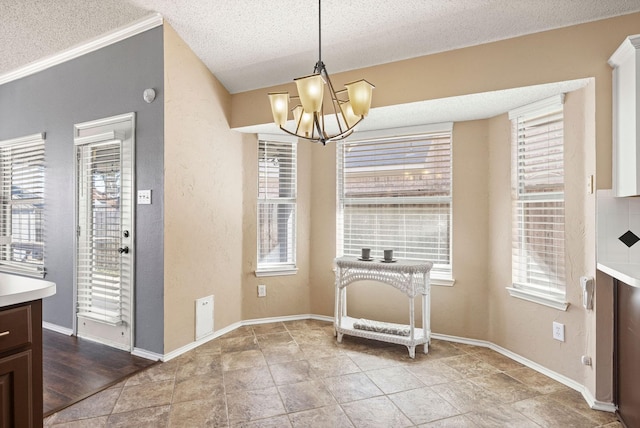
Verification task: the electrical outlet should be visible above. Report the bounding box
[553,321,565,342]
[257,284,266,297]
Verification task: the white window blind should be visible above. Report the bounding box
[76,134,130,325]
[0,133,45,277]
[257,139,297,272]
[510,96,565,300]
[337,130,452,274]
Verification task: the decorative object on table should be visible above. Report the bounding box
[267,0,374,146]
[359,248,371,261]
[383,249,395,262]
[353,318,411,336]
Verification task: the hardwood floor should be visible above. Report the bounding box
[42,329,157,416]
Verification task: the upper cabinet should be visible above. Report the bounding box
[610,35,640,197]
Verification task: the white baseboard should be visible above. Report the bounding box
[132,347,163,362]
[42,322,73,336]
[432,332,616,413]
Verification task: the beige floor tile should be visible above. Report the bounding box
[125,359,179,386]
[278,380,337,413]
[106,405,171,427]
[388,386,460,425]
[112,380,174,414]
[431,379,503,413]
[232,414,292,427]
[223,325,255,338]
[176,353,223,381]
[464,404,539,427]
[300,343,346,360]
[263,343,306,365]
[346,349,405,371]
[283,319,332,331]
[473,349,524,371]
[288,405,354,428]
[441,354,501,379]
[341,395,413,428]
[504,367,569,395]
[195,338,223,355]
[323,372,383,403]
[226,387,286,425]
[308,354,361,378]
[422,340,467,359]
[220,335,260,353]
[365,366,425,394]
[224,365,275,393]
[168,397,228,427]
[418,415,479,427]
[222,349,267,372]
[469,373,538,403]
[251,322,288,335]
[404,360,464,385]
[48,388,121,424]
[50,416,109,427]
[270,359,314,385]
[547,389,618,426]
[172,373,225,403]
[49,321,615,428]
[512,394,600,427]
[256,331,296,349]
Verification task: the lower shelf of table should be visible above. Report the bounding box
[335,316,430,358]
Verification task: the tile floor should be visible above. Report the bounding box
[44,319,620,427]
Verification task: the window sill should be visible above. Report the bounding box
[506,286,569,311]
[255,267,298,277]
[431,273,455,287]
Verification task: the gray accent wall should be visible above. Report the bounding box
[0,27,165,353]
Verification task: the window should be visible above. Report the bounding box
[507,95,567,310]
[257,137,297,276]
[337,125,452,281]
[0,133,46,277]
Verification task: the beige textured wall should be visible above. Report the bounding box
[241,135,311,319]
[163,24,243,352]
[487,85,598,388]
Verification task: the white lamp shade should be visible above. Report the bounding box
[268,92,289,127]
[345,79,374,116]
[294,73,325,113]
[293,105,314,137]
[340,101,360,128]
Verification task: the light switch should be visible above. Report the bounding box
[137,189,151,205]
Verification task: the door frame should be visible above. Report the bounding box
[72,112,136,352]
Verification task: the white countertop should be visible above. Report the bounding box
[597,262,640,288]
[0,273,56,308]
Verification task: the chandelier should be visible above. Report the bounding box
[268,0,374,145]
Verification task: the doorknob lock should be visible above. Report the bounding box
[118,246,129,254]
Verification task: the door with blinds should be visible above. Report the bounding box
[74,113,135,351]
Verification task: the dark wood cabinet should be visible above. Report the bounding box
[0,300,42,428]
[614,279,640,428]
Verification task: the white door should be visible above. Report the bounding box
[74,113,135,351]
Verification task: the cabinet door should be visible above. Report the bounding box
[0,350,32,428]
[615,280,640,428]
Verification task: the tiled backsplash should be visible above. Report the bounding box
[597,189,640,263]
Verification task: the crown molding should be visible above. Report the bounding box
[0,13,163,87]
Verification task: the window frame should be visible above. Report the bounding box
[255,134,298,277]
[506,95,568,310]
[0,132,46,278]
[336,124,454,285]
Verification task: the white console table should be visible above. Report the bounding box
[334,257,433,358]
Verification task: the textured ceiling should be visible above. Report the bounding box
[1,0,640,94]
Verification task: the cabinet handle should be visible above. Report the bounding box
[0,331,9,337]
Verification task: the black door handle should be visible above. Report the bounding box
[118,246,129,254]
